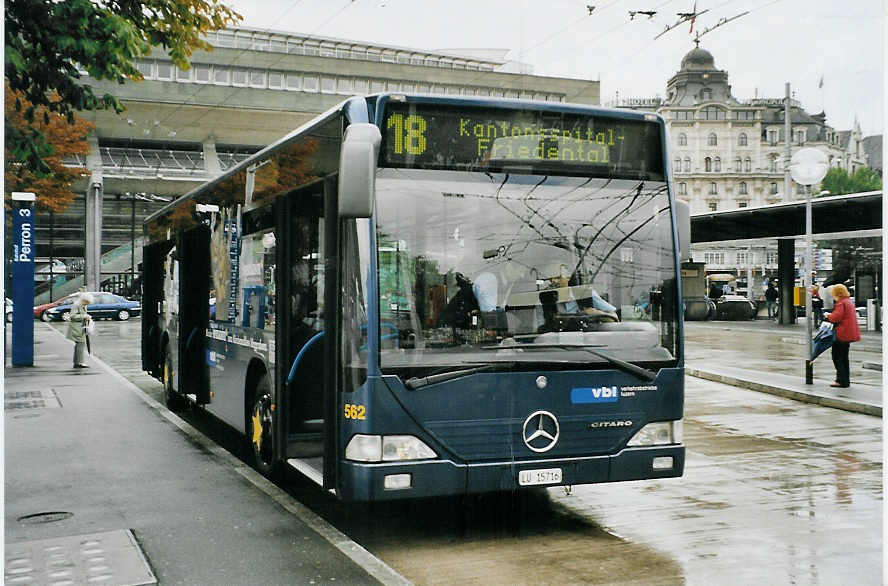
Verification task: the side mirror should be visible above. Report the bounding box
[338,123,381,218]
[674,199,690,262]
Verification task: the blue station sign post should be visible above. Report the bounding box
[11,191,36,366]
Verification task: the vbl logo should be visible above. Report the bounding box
[571,386,620,404]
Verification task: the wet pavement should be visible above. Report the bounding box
[684,319,882,416]
[24,316,883,585]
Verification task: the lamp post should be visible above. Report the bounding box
[789,148,829,384]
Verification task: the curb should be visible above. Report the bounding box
[685,367,882,418]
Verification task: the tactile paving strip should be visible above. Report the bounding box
[5,529,156,585]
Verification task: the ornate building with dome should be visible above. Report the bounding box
[616,43,868,215]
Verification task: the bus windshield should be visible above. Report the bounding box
[375,168,679,371]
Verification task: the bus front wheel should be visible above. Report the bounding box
[249,375,277,477]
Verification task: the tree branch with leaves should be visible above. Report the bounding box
[5,0,240,174]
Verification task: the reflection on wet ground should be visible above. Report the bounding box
[60,321,882,585]
[549,375,882,585]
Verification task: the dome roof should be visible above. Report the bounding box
[681,46,716,70]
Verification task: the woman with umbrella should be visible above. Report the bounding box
[66,292,94,368]
[823,284,860,388]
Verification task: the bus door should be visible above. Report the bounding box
[279,183,328,484]
[178,225,211,404]
[141,240,172,377]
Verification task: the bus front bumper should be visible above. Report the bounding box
[338,445,684,501]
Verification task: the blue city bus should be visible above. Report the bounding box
[141,94,689,501]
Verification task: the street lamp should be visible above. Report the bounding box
[789,148,829,385]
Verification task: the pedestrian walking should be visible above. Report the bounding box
[66,292,94,368]
[765,281,779,319]
[824,284,860,388]
[810,285,823,327]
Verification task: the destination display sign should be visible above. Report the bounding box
[381,102,665,180]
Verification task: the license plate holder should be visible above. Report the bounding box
[518,467,562,486]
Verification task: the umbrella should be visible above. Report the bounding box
[811,322,835,361]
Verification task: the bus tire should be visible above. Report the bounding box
[164,350,185,411]
[249,374,277,478]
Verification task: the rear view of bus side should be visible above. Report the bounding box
[141,94,688,501]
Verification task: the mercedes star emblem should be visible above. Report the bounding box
[522,410,560,453]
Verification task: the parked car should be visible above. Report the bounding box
[5,298,13,323]
[34,293,79,322]
[46,292,141,321]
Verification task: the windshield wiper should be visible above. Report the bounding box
[481,343,657,382]
[404,362,516,390]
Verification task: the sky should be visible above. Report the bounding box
[224,0,883,136]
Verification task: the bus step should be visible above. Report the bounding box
[287,457,324,487]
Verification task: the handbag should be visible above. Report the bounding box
[811,321,835,361]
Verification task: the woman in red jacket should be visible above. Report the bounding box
[824,284,861,388]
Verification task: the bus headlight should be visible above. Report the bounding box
[345,434,382,462]
[627,420,682,447]
[382,435,436,461]
[345,434,436,462]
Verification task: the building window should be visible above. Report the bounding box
[674,158,682,171]
[709,182,718,195]
[231,69,248,86]
[768,130,778,146]
[705,157,712,172]
[249,70,267,88]
[766,252,778,265]
[702,88,712,101]
[337,77,354,93]
[708,133,717,146]
[738,132,747,146]
[700,106,725,120]
[678,133,687,146]
[175,66,192,82]
[769,155,778,173]
[678,182,687,195]
[739,182,748,195]
[286,73,302,90]
[795,130,806,145]
[684,158,691,172]
[156,62,173,80]
[744,158,752,172]
[770,182,778,195]
[136,60,154,78]
[734,110,754,120]
[714,157,721,172]
[370,79,386,93]
[735,157,742,171]
[354,78,369,94]
[704,252,725,264]
[268,71,284,89]
[673,110,693,120]
[320,76,335,93]
[303,75,319,92]
[708,201,718,212]
[194,65,211,83]
[214,67,230,84]
[737,251,750,264]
